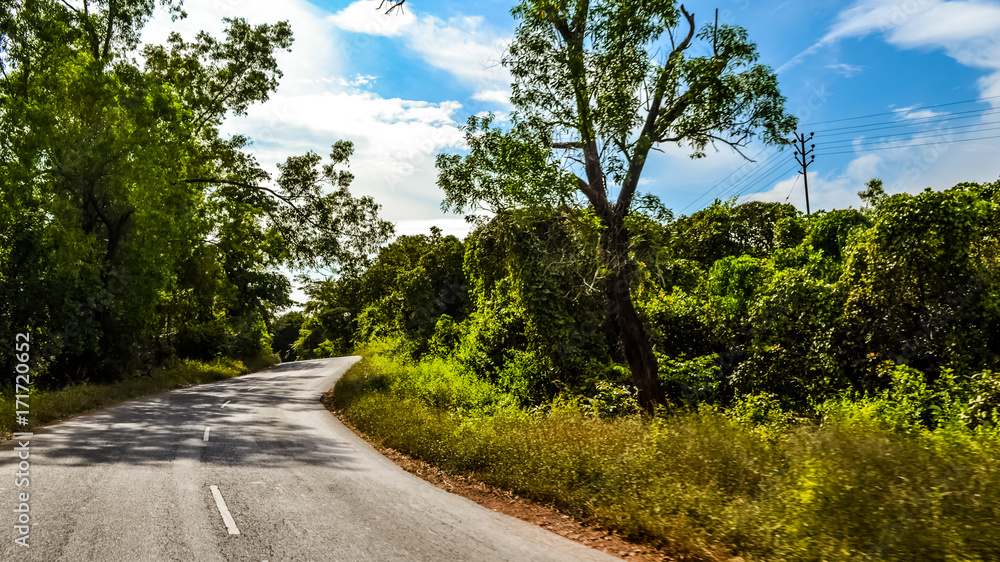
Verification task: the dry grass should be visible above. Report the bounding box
[330,353,1000,562]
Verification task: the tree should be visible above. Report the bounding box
[671,199,799,265]
[437,0,795,413]
[1,1,392,383]
[839,185,1000,384]
[858,177,887,209]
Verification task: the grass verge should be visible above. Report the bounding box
[329,351,1000,562]
[0,355,277,440]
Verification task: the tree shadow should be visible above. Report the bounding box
[0,359,365,471]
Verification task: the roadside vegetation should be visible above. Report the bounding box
[315,178,1000,560]
[331,348,1000,561]
[1,3,390,404]
[296,2,1000,559]
[318,177,1000,561]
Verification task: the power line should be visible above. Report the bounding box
[817,108,1000,136]
[680,98,1000,215]
[678,146,773,212]
[814,106,1000,134]
[802,94,1000,127]
[731,160,799,200]
[820,123,1000,149]
[679,150,790,214]
[784,173,801,203]
[715,151,788,198]
[815,132,1000,156]
[678,146,778,213]
[718,152,795,200]
[734,164,799,200]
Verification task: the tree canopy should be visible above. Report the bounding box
[436,0,796,412]
[0,0,391,385]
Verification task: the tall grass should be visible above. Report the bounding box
[0,356,266,440]
[330,351,1000,561]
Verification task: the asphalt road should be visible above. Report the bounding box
[0,357,618,561]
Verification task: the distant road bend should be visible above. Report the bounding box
[1,357,617,561]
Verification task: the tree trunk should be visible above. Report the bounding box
[603,215,663,415]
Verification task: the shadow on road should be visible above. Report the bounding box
[0,359,364,471]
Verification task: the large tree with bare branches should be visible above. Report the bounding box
[436,0,796,414]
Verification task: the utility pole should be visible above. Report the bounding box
[794,132,815,215]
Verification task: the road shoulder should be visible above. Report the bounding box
[323,392,675,562]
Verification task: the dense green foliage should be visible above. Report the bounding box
[0,1,391,387]
[437,0,797,412]
[310,181,1000,417]
[311,179,1000,558]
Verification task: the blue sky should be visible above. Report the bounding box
[142,0,1000,238]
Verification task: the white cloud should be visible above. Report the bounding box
[339,74,378,87]
[329,1,513,106]
[327,0,417,36]
[221,88,467,219]
[893,106,948,120]
[786,0,1000,106]
[141,1,472,225]
[826,63,867,78]
[471,88,512,105]
[406,15,510,87]
[846,153,882,180]
[744,170,861,212]
[981,72,1000,101]
[393,219,476,239]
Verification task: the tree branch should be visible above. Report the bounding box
[101,0,116,60]
[376,0,406,15]
[674,5,697,56]
[60,0,100,59]
[552,141,584,149]
[184,178,325,231]
[707,134,756,161]
[183,178,377,244]
[615,6,696,216]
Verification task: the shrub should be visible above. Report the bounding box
[331,353,1000,561]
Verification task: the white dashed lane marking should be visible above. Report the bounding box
[210,485,241,535]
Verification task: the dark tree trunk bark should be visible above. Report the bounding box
[602,214,663,415]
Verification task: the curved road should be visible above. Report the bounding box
[1,357,617,561]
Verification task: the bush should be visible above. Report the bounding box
[330,350,1000,561]
[657,353,722,408]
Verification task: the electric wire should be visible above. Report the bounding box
[816,108,1000,136]
[682,97,1000,214]
[815,132,1000,156]
[785,173,801,202]
[730,158,798,199]
[678,147,780,213]
[714,151,792,201]
[802,94,1000,126]
[820,123,1000,149]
